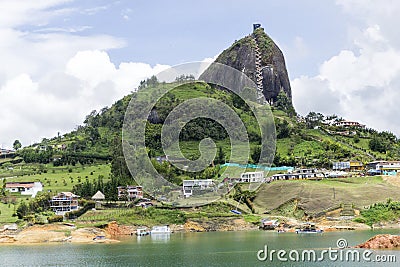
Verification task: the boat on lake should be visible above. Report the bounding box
[93,235,106,241]
[295,223,323,234]
[151,225,171,234]
[260,218,279,230]
[136,228,150,236]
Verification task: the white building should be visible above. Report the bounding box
[117,186,143,200]
[182,179,214,198]
[50,192,80,215]
[272,169,325,180]
[239,171,264,183]
[5,182,43,198]
[367,161,400,175]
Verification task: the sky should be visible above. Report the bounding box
[0,0,400,148]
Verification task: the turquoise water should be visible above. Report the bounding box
[1,230,399,266]
[219,163,294,171]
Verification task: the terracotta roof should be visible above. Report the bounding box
[5,182,34,188]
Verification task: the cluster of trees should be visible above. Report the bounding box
[151,159,220,185]
[275,91,296,117]
[138,75,159,90]
[175,74,195,82]
[16,193,52,219]
[72,175,106,199]
[305,112,325,129]
[275,118,292,139]
[369,131,397,153]
[53,152,111,166]
[18,147,54,164]
[179,118,228,141]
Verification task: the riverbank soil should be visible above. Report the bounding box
[356,234,400,249]
[0,223,119,244]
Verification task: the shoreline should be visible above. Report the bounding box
[2,218,399,246]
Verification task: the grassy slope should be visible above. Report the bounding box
[0,202,17,223]
[0,163,111,223]
[1,164,111,194]
[252,176,400,215]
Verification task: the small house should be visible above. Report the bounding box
[239,171,264,183]
[5,182,43,198]
[117,186,143,201]
[182,179,214,198]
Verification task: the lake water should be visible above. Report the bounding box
[1,230,399,266]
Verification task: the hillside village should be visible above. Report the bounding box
[2,25,400,241]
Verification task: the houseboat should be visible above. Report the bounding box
[150,225,171,234]
[260,218,279,230]
[295,223,323,234]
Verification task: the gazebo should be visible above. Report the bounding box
[92,191,105,208]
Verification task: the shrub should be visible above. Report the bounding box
[353,217,366,224]
[48,215,63,223]
[65,201,95,219]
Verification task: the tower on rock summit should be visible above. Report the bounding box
[200,24,292,107]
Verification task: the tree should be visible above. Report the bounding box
[369,136,390,153]
[305,112,324,129]
[84,110,98,127]
[215,146,226,165]
[276,119,291,139]
[13,140,22,150]
[275,90,296,116]
[16,201,29,219]
[251,146,261,163]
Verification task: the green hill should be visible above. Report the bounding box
[8,77,400,185]
[2,76,400,225]
[252,176,400,217]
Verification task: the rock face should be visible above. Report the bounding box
[355,234,400,249]
[200,25,292,105]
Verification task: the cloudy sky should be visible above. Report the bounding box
[0,0,399,148]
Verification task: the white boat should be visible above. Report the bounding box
[295,223,323,234]
[136,228,150,236]
[150,225,171,234]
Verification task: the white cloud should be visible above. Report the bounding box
[292,75,341,116]
[293,12,400,136]
[0,50,171,148]
[0,2,170,148]
[82,5,109,16]
[121,8,133,21]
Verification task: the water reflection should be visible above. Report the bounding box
[0,230,399,266]
[151,233,171,243]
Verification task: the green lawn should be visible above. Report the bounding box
[0,163,111,223]
[0,202,18,223]
[179,139,259,163]
[2,163,111,194]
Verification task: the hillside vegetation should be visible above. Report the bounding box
[252,176,400,217]
[3,76,399,197]
[2,76,400,225]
